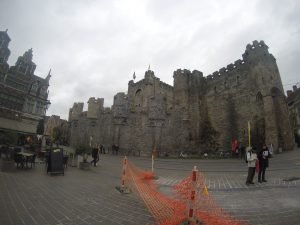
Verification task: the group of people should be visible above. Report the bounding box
[245,143,272,185]
[90,141,272,185]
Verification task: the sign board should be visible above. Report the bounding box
[47,148,64,175]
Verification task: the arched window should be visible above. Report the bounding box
[135,89,143,107]
[256,92,264,108]
[256,92,263,102]
[270,87,283,97]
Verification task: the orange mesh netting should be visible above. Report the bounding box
[122,158,247,225]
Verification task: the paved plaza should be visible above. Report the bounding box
[1,148,300,225]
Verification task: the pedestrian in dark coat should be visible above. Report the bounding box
[257,143,270,183]
[90,144,99,167]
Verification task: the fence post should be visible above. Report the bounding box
[116,156,131,194]
[121,156,127,190]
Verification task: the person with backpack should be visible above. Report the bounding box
[245,146,258,185]
[257,143,271,183]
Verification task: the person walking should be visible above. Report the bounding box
[112,144,116,155]
[240,145,246,160]
[90,144,99,167]
[246,146,257,185]
[231,140,238,158]
[257,143,271,183]
[115,144,119,155]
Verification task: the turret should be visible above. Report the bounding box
[144,69,155,85]
[173,68,205,107]
[14,48,37,75]
[69,102,84,121]
[87,97,103,119]
[112,92,128,118]
[173,69,191,110]
[242,40,274,63]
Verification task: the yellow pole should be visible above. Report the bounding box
[248,121,251,147]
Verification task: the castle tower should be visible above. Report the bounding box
[69,102,84,121]
[242,40,293,151]
[68,102,84,146]
[87,97,103,119]
[173,69,191,117]
[173,69,207,151]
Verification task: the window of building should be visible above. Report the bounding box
[19,66,26,74]
[256,92,264,106]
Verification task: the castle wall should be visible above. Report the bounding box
[68,40,294,156]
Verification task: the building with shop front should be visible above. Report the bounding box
[0,29,51,144]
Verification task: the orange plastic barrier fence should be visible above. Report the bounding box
[122,158,247,225]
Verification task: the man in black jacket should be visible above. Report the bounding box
[90,144,99,167]
[257,143,270,183]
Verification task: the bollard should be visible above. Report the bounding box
[180,166,202,225]
[121,156,127,189]
[189,166,197,220]
[116,156,131,194]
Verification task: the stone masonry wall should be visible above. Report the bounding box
[68,40,294,156]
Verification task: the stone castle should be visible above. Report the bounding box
[68,40,294,156]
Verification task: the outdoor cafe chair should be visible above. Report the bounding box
[14,152,24,168]
[29,154,36,168]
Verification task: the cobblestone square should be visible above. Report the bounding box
[1,149,300,225]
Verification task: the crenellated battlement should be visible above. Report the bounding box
[129,79,144,87]
[242,40,272,61]
[173,69,204,80]
[205,40,274,83]
[88,97,104,106]
[173,69,192,78]
[113,92,128,105]
[159,80,173,90]
[192,70,203,77]
[87,97,103,119]
[103,107,111,114]
[245,40,268,53]
[128,70,173,93]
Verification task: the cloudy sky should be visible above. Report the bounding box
[1,0,299,120]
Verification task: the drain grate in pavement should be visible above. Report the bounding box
[283,177,300,182]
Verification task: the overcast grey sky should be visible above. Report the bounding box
[1,0,299,120]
